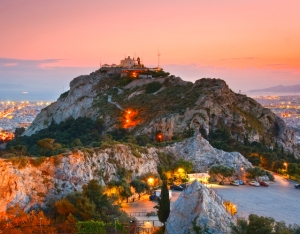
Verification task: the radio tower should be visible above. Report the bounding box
[157,48,160,69]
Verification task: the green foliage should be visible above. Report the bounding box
[191,217,208,234]
[135,134,151,146]
[14,127,25,138]
[76,220,107,234]
[154,180,170,225]
[248,214,276,234]
[145,81,162,94]
[209,131,300,177]
[232,215,300,234]
[7,117,105,156]
[55,180,130,225]
[130,179,150,199]
[107,179,132,202]
[30,156,47,167]
[119,76,133,86]
[231,218,248,234]
[246,167,266,180]
[287,163,299,175]
[59,90,69,99]
[10,156,29,169]
[156,152,176,179]
[209,165,235,183]
[153,226,166,234]
[173,159,194,173]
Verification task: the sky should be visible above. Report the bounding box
[1,0,300,100]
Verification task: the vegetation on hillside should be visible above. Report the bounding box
[208,128,300,180]
[231,214,300,234]
[0,180,133,233]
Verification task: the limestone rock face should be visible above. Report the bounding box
[0,134,253,215]
[24,74,103,136]
[166,180,235,234]
[139,79,298,157]
[164,134,252,172]
[22,73,298,157]
[0,144,158,214]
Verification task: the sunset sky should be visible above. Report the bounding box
[1,0,300,100]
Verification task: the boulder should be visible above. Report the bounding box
[166,180,236,234]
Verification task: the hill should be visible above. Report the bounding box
[23,69,299,157]
[248,84,300,93]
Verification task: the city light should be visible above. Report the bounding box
[0,101,51,140]
[123,109,139,128]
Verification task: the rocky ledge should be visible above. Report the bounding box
[166,180,236,234]
[165,134,252,172]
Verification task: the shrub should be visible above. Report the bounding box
[145,82,162,94]
[100,142,112,149]
[131,149,141,158]
[10,156,28,169]
[53,155,62,166]
[31,156,47,167]
[136,135,151,146]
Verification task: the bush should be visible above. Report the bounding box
[31,156,47,167]
[136,135,151,146]
[145,82,162,94]
[10,156,29,169]
[100,142,112,149]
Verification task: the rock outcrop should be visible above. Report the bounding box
[0,135,251,214]
[23,72,299,157]
[166,180,235,234]
[0,144,158,214]
[165,134,252,172]
[24,74,103,136]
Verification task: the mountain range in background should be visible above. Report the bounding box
[248,84,300,93]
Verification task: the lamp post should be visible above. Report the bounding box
[147,177,154,191]
[39,217,42,234]
[240,167,244,180]
[284,162,288,174]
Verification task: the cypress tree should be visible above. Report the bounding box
[155,180,170,225]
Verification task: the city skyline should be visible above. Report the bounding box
[1,0,300,100]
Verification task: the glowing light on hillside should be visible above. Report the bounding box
[123,109,140,128]
[147,178,154,184]
[178,168,184,173]
[156,133,163,142]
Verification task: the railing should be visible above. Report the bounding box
[128,211,157,217]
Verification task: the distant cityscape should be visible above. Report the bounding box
[0,101,50,141]
[253,95,300,144]
[0,95,300,144]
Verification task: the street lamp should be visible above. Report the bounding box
[39,217,42,234]
[147,177,154,184]
[147,177,154,190]
[284,162,288,172]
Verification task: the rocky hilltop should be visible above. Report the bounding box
[24,70,299,157]
[0,135,250,214]
[166,180,235,234]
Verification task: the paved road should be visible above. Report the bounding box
[122,191,182,214]
[122,176,300,225]
[211,175,300,225]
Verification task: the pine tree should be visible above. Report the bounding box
[155,180,170,225]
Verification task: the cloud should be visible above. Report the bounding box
[0,58,63,68]
[3,63,18,67]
